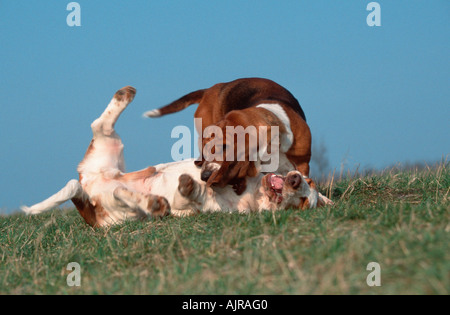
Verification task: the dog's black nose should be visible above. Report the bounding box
[201,170,213,182]
[287,173,301,189]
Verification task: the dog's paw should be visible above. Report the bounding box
[114,86,136,102]
[317,193,335,207]
[148,196,170,218]
[178,174,195,198]
[21,206,33,215]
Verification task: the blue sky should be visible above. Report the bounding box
[0,1,449,213]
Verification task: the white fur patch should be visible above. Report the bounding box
[143,109,161,118]
[256,103,294,152]
[306,186,318,209]
[21,179,83,215]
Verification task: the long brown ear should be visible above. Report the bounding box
[300,197,310,210]
[207,162,248,195]
[305,178,316,190]
[206,161,230,188]
[245,162,259,178]
[208,161,258,189]
[231,178,247,195]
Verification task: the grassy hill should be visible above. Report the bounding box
[0,162,448,294]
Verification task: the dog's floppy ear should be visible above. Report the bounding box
[231,177,247,195]
[243,161,258,178]
[206,160,247,187]
[232,162,259,195]
[207,162,249,195]
[206,161,231,188]
[207,161,258,195]
[299,197,310,210]
[304,177,316,190]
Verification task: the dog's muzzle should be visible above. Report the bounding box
[286,172,302,189]
[201,170,213,182]
[200,162,221,182]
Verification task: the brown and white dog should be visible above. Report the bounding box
[143,78,313,195]
[21,86,327,227]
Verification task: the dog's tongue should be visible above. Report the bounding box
[271,175,284,190]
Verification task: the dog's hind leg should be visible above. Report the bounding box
[21,180,85,215]
[113,187,171,219]
[78,86,137,175]
[90,86,136,138]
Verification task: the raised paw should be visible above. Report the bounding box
[114,86,136,102]
[178,174,195,198]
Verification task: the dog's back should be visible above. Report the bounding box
[144,77,306,122]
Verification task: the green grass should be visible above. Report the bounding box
[1,162,449,294]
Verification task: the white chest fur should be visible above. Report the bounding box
[256,103,294,153]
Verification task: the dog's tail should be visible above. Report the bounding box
[143,89,205,118]
[21,179,84,215]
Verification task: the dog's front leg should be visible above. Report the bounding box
[317,193,335,207]
[177,174,204,202]
[113,187,170,219]
[170,174,205,215]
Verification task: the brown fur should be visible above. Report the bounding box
[71,196,107,227]
[114,86,136,102]
[150,78,312,193]
[117,166,157,182]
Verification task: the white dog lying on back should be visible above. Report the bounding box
[22,86,329,227]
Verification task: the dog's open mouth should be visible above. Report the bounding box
[264,174,285,203]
